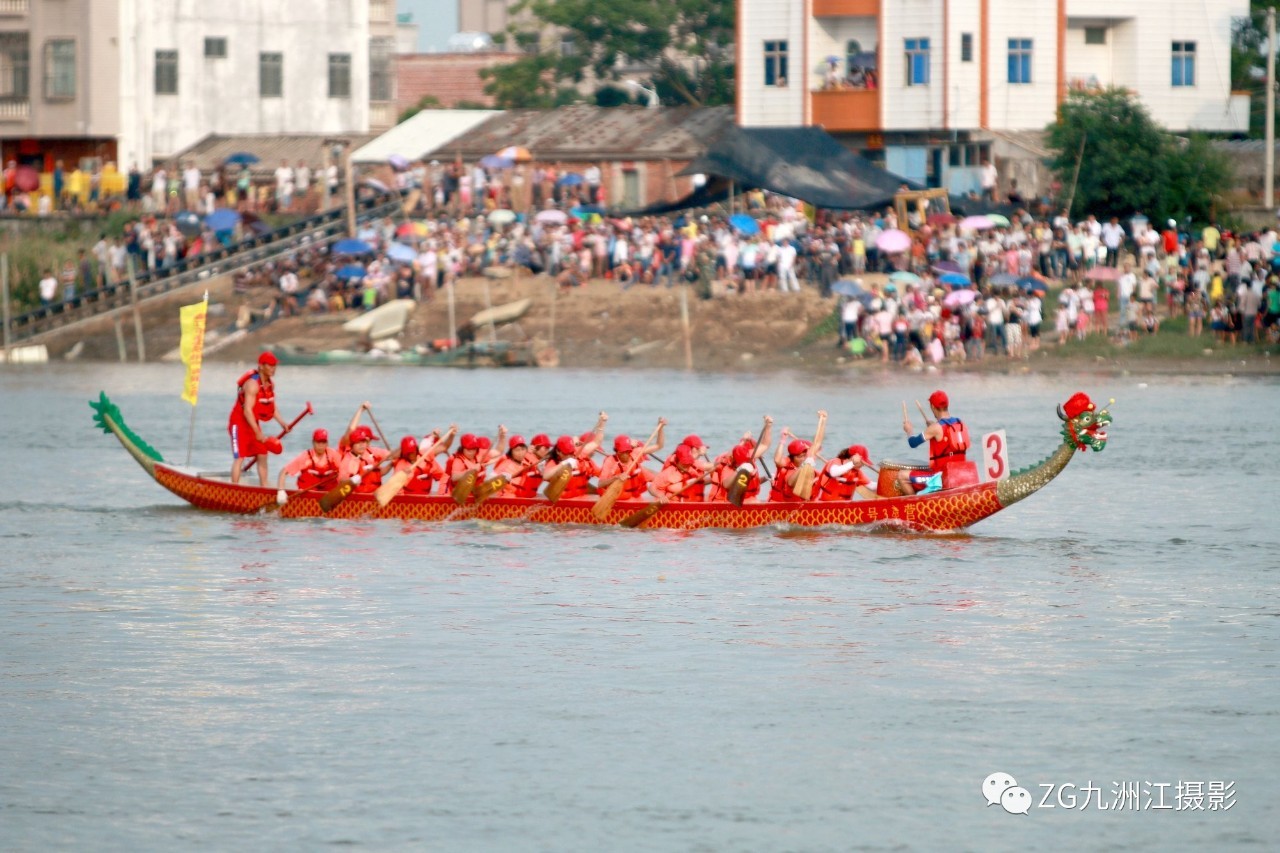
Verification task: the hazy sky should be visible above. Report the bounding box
[400,0,459,52]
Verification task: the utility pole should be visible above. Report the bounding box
[1267,6,1276,209]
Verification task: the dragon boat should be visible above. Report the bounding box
[89,392,1111,532]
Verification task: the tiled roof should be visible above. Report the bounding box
[173,133,379,174]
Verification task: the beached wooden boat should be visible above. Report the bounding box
[469,297,531,328]
[267,340,537,367]
[91,392,1111,531]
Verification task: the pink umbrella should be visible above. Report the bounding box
[959,215,994,231]
[1085,266,1123,281]
[876,228,911,253]
[943,288,978,309]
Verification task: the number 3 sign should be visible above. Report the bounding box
[982,430,1009,481]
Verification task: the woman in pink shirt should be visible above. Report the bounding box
[1092,283,1110,334]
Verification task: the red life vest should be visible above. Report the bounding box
[346,449,383,492]
[712,463,760,502]
[929,418,970,470]
[769,462,802,502]
[398,456,441,495]
[447,452,486,489]
[229,370,276,426]
[297,449,339,490]
[816,460,868,501]
[607,454,651,501]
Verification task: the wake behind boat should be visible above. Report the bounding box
[90,392,1111,532]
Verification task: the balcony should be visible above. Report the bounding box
[369,0,393,25]
[811,88,880,132]
[813,0,879,17]
[0,0,28,15]
[0,97,28,121]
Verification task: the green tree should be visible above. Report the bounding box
[1046,88,1232,224]
[491,0,734,107]
[1231,2,1278,137]
[398,95,442,124]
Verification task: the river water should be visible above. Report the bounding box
[1,363,1276,851]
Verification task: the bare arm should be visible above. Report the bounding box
[754,416,774,462]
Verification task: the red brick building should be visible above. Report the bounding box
[396,52,525,112]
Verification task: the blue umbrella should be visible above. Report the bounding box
[480,154,514,170]
[988,272,1019,287]
[174,211,202,236]
[335,264,366,281]
[205,208,240,231]
[225,152,259,166]
[729,213,760,235]
[333,238,374,256]
[556,173,584,187]
[940,272,971,287]
[832,279,875,304]
[1016,276,1044,291]
[386,242,417,264]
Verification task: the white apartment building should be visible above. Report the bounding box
[0,1,388,173]
[737,0,1249,193]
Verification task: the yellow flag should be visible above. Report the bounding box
[179,296,208,406]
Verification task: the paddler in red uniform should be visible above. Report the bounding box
[816,444,877,501]
[447,433,487,492]
[707,416,773,501]
[598,419,666,501]
[769,411,827,502]
[395,426,456,495]
[660,434,712,500]
[542,433,600,500]
[229,351,289,485]
[494,435,542,498]
[900,389,970,491]
[275,428,343,504]
[650,445,705,501]
[338,425,389,493]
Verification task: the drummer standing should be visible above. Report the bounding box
[229,351,289,486]
[899,390,970,491]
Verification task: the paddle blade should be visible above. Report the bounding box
[794,463,816,501]
[543,465,571,503]
[375,470,410,507]
[619,501,662,529]
[451,469,477,504]
[727,470,750,506]
[319,480,354,512]
[591,480,624,520]
[473,474,509,504]
[265,436,283,454]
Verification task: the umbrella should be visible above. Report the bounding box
[571,204,605,217]
[388,154,410,171]
[479,154,514,170]
[831,279,874,304]
[488,209,516,225]
[988,272,1019,287]
[224,152,259,166]
[333,238,374,256]
[497,146,533,162]
[876,229,911,253]
[556,173,584,187]
[396,221,427,239]
[932,260,963,275]
[889,271,921,285]
[729,213,760,235]
[13,165,38,192]
[535,209,567,225]
[825,55,842,64]
[204,208,241,231]
[959,215,994,231]
[1016,276,1044,291]
[386,242,417,264]
[1085,266,1123,281]
[174,211,202,236]
[940,272,971,287]
[985,213,1010,227]
[335,264,366,282]
[943,289,978,309]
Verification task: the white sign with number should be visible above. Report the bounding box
[982,430,1009,482]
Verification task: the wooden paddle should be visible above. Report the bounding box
[320,455,395,513]
[264,402,314,454]
[542,463,573,502]
[451,468,478,504]
[374,428,456,507]
[473,455,540,504]
[619,473,712,529]
[792,410,827,501]
[591,421,663,519]
[366,408,391,447]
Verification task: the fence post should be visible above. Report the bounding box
[1,254,10,360]
[128,256,146,362]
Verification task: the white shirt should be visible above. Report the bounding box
[183,167,201,191]
[39,275,57,301]
[295,165,310,190]
[275,166,294,191]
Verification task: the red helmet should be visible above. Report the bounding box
[477,436,492,450]
[531,433,552,448]
[578,430,595,444]
[731,444,753,465]
[613,435,635,453]
[788,439,810,457]
[508,434,527,448]
[312,428,329,442]
[400,436,419,456]
[460,433,480,450]
[555,435,576,456]
[846,444,869,462]
[258,351,278,366]
[350,426,374,444]
[674,445,695,466]
[929,390,949,409]
[681,434,704,449]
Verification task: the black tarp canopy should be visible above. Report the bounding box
[618,126,921,216]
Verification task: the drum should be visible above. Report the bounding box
[876,459,928,498]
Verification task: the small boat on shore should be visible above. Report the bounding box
[90,393,1111,532]
[267,340,538,368]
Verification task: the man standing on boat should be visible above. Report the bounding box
[229,351,289,486]
[900,390,970,492]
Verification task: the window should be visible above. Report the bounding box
[328,53,351,98]
[0,33,29,99]
[905,38,929,86]
[43,39,75,100]
[154,50,177,95]
[1007,39,1032,84]
[764,40,788,87]
[1084,27,1106,46]
[370,37,393,101]
[559,35,577,57]
[960,33,972,63]
[1172,41,1195,87]
[204,37,227,59]
[259,52,282,97]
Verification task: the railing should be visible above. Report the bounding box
[812,0,879,17]
[0,97,28,121]
[369,0,393,25]
[810,88,880,132]
[0,0,29,16]
[370,101,396,130]
[7,192,406,345]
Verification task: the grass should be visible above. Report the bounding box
[1047,313,1276,361]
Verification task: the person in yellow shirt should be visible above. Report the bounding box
[1208,270,1224,304]
[1202,223,1221,259]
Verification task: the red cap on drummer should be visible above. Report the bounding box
[258,351,278,365]
[929,390,949,409]
[312,428,329,442]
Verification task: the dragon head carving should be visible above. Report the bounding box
[1058,392,1112,452]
